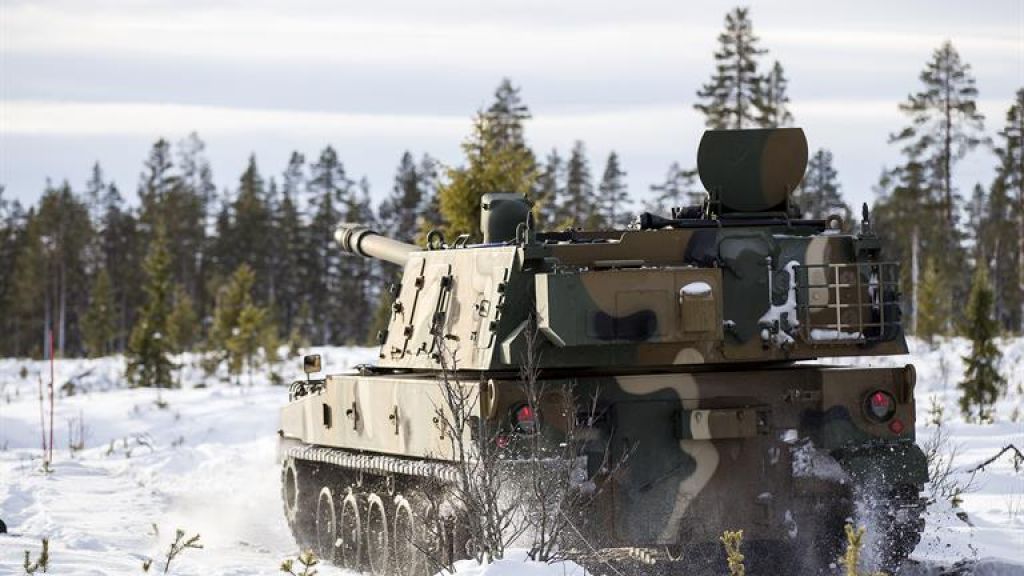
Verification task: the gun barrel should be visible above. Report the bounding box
[334,223,418,266]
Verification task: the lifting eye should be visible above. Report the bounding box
[863,390,896,423]
[511,403,539,434]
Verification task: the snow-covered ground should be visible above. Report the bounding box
[0,339,1021,575]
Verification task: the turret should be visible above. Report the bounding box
[334,128,905,373]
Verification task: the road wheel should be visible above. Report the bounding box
[366,493,391,575]
[393,495,426,576]
[339,490,364,570]
[315,486,338,562]
[282,458,314,547]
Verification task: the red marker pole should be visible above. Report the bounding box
[48,328,55,464]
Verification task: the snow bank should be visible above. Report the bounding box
[446,551,587,576]
[0,349,376,575]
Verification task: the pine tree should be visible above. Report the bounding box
[695,7,768,129]
[890,40,986,229]
[282,152,307,211]
[995,89,1024,332]
[916,259,949,344]
[208,264,276,382]
[485,78,533,152]
[0,187,24,356]
[872,150,943,332]
[273,171,305,337]
[174,133,216,320]
[889,41,984,332]
[557,141,596,228]
[438,80,537,239]
[794,149,851,221]
[306,146,352,344]
[167,285,198,354]
[227,303,267,386]
[649,163,702,214]
[84,162,107,224]
[209,264,257,357]
[757,60,794,128]
[138,139,179,239]
[598,151,630,228]
[533,149,564,230]
[10,207,47,358]
[982,173,1019,331]
[958,264,1005,422]
[97,183,144,352]
[126,226,177,388]
[966,183,987,261]
[137,138,206,320]
[31,182,93,357]
[228,155,272,303]
[82,267,116,357]
[415,155,442,235]
[176,132,217,215]
[380,151,430,243]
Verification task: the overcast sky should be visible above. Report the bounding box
[1,0,1021,215]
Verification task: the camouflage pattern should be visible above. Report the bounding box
[340,129,905,373]
[281,128,927,566]
[281,362,921,548]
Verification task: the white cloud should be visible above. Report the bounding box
[4,99,1012,137]
[3,1,1017,68]
[0,100,468,136]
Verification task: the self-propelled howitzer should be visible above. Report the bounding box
[279,128,926,575]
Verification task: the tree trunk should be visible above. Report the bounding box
[944,81,954,226]
[942,69,955,333]
[912,225,920,335]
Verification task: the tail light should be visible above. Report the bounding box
[864,390,897,423]
[511,404,539,434]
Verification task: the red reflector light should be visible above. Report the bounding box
[863,390,897,423]
[512,404,538,434]
[889,419,905,435]
[495,435,511,449]
[517,406,534,422]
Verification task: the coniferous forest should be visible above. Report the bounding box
[0,8,1020,417]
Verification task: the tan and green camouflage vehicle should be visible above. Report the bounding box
[278,128,926,575]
